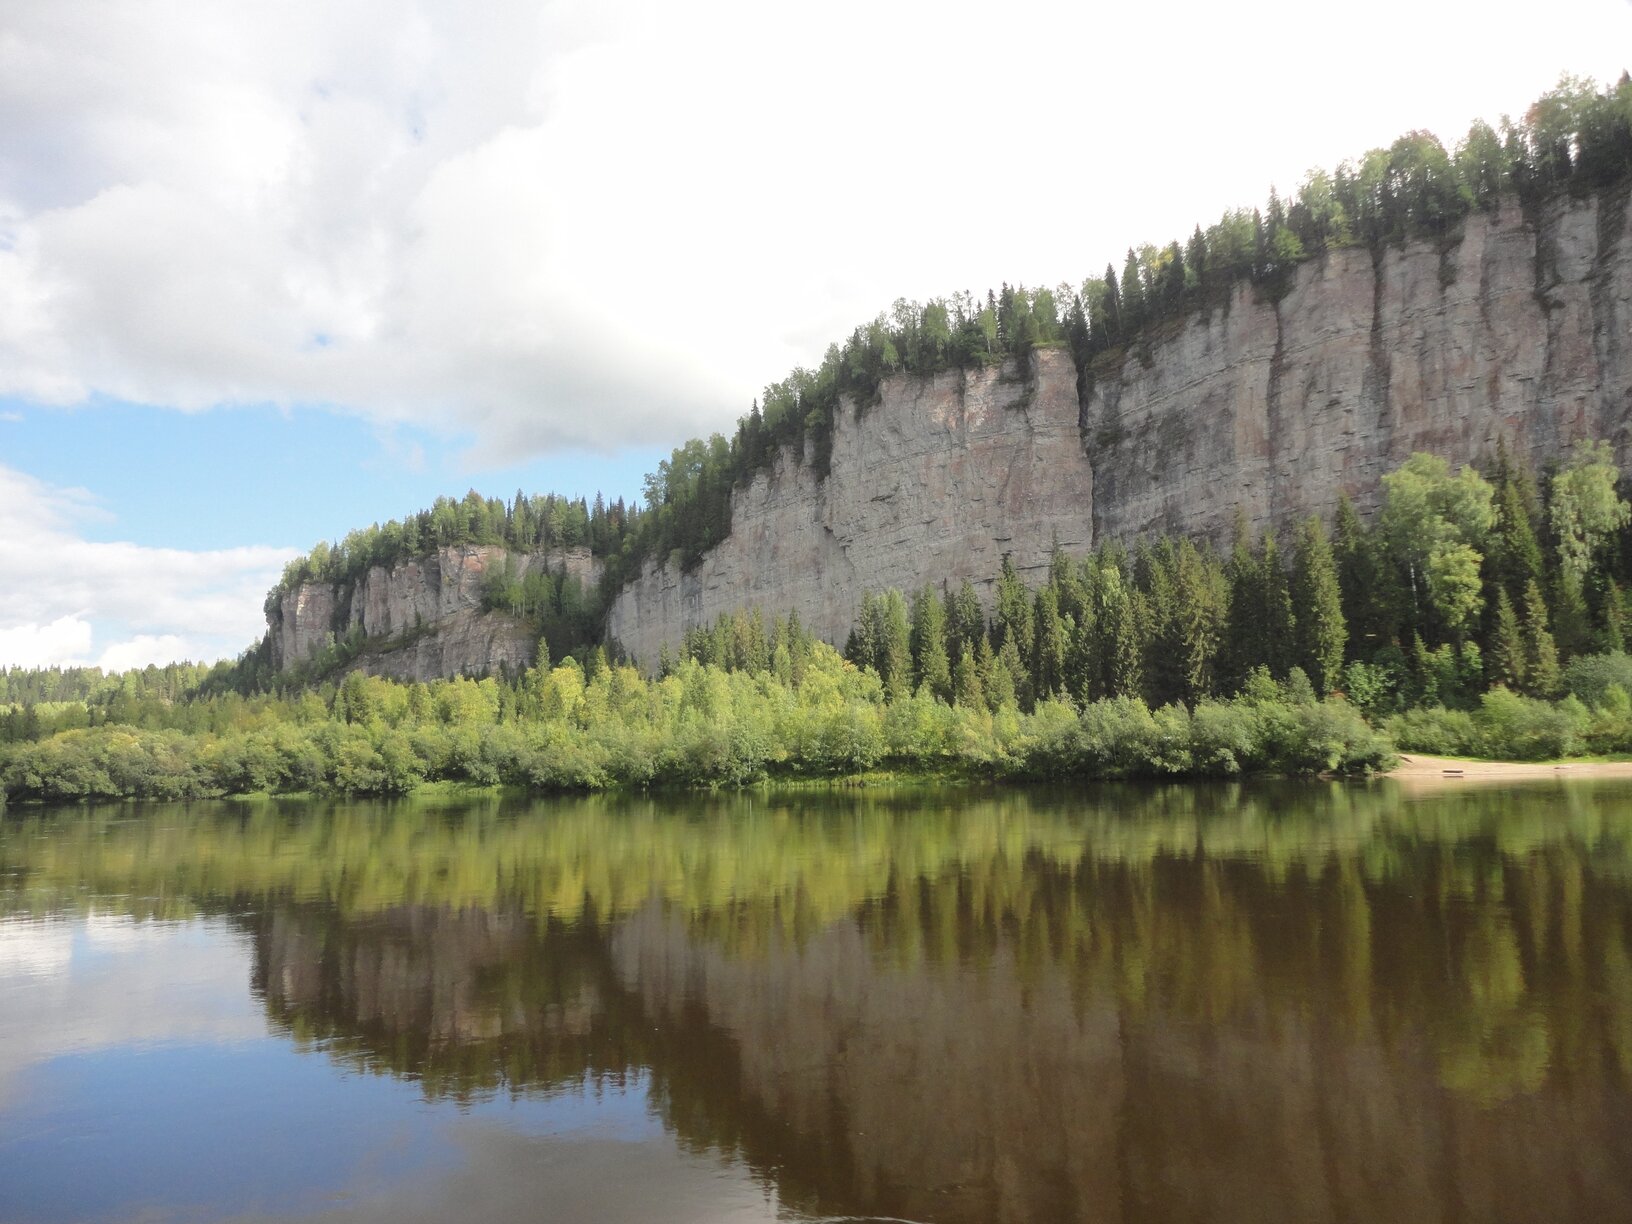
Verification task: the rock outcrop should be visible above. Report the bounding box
[609,347,1095,663]
[609,190,1632,665]
[267,544,600,681]
[1083,193,1631,543]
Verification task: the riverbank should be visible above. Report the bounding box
[1389,753,1632,786]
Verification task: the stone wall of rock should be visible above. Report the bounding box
[609,347,1094,664]
[267,544,600,680]
[1083,192,1631,545]
[608,189,1631,666]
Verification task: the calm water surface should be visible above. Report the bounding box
[2,780,1631,1223]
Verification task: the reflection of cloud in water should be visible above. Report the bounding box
[217,1126,784,1224]
[0,918,71,976]
[0,914,266,1108]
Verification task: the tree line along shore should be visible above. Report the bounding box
[9,438,1632,802]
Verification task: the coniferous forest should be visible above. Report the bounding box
[6,76,1632,802]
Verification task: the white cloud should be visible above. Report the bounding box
[0,0,1628,463]
[0,464,293,667]
[0,614,94,669]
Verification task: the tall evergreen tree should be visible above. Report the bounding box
[910,586,953,703]
[1290,516,1348,694]
[1522,579,1562,698]
[1491,589,1527,691]
[1032,586,1070,700]
[1222,511,1263,691]
[1259,531,1296,677]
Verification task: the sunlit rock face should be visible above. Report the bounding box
[1084,194,1630,545]
[266,545,599,680]
[609,346,1094,664]
[610,191,1632,665]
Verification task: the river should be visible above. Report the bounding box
[1,780,1629,1222]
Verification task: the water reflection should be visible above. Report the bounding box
[2,781,1632,1222]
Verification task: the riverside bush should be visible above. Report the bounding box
[0,645,1397,804]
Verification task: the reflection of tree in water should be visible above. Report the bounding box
[5,783,1632,1220]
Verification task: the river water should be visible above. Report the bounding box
[1,780,1629,1223]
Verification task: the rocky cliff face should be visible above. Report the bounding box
[610,190,1631,666]
[609,347,1095,664]
[267,544,600,681]
[1084,192,1631,543]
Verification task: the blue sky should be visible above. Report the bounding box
[0,397,660,552]
[3,0,1630,669]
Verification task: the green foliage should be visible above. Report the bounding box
[1390,689,1589,761]
[1562,652,1632,709]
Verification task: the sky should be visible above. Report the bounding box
[2,0,1630,669]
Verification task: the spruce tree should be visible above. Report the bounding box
[911,586,953,703]
[1222,511,1262,691]
[1491,589,1527,690]
[995,555,1034,662]
[1032,586,1070,700]
[1172,539,1225,702]
[949,580,985,662]
[1522,579,1562,698]
[879,590,913,698]
[986,639,1018,711]
[1291,516,1348,695]
[953,644,985,711]
[1260,531,1296,677]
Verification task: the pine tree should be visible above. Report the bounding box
[1290,516,1348,694]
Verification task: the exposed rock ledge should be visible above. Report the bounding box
[267,544,600,681]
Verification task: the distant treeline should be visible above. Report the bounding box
[249,75,1632,648]
[265,489,639,612]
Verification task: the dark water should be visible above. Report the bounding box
[2,780,1631,1224]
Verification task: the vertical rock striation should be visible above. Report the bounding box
[1083,193,1631,544]
[610,190,1632,666]
[608,347,1094,663]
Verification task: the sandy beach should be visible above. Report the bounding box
[1388,753,1632,785]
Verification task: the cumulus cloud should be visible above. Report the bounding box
[1,0,1628,464]
[0,464,293,667]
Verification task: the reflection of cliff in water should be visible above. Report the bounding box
[249,904,643,1100]
[246,832,1632,1224]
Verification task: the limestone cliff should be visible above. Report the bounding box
[266,544,600,681]
[609,347,1095,664]
[609,190,1632,665]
